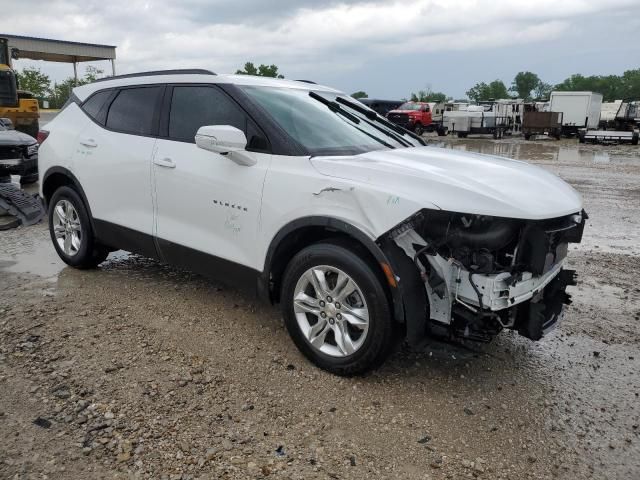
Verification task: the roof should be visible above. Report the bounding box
[1,33,116,63]
[73,71,340,101]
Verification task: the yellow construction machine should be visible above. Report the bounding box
[0,37,39,138]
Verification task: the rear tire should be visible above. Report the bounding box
[48,186,109,269]
[281,243,394,376]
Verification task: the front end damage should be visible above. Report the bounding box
[381,209,586,344]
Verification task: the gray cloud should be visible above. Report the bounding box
[6,0,640,98]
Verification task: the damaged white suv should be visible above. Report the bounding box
[39,70,586,375]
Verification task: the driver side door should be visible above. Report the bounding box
[152,85,272,280]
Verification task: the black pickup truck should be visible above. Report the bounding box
[0,117,38,184]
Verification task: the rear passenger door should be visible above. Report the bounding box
[74,86,163,257]
[152,84,272,275]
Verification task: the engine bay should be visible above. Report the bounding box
[386,208,586,343]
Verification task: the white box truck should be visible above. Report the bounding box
[549,91,603,136]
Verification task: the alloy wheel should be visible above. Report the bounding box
[292,265,369,357]
[52,199,82,257]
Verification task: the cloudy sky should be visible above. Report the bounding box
[5,0,640,99]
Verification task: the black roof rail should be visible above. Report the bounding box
[93,69,216,83]
[295,79,317,84]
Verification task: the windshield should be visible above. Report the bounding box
[240,86,421,156]
[397,102,422,111]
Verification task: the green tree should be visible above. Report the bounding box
[620,69,640,100]
[410,88,449,102]
[465,80,509,102]
[45,67,106,109]
[351,91,368,99]
[236,62,284,78]
[554,73,625,101]
[48,79,76,109]
[534,81,553,100]
[466,82,488,102]
[15,67,51,99]
[487,80,509,99]
[83,65,105,83]
[510,71,540,99]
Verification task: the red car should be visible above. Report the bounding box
[386,101,433,135]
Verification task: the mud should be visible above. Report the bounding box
[1,136,639,479]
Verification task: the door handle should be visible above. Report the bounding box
[79,138,97,148]
[153,157,176,169]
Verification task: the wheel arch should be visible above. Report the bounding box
[260,216,406,324]
[42,167,96,231]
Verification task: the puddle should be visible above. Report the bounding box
[428,138,640,166]
[0,223,132,280]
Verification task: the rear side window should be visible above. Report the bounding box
[106,87,162,135]
[168,85,269,152]
[82,90,111,123]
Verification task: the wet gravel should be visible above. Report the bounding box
[1,136,639,479]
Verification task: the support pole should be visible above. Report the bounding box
[73,60,78,86]
[111,59,116,77]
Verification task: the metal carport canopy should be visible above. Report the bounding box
[1,33,116,75]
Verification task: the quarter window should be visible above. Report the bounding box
[106,87,162,135]
[81,90,111,124]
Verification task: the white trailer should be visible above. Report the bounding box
[443,105,509,138]
[600,100,623,127]
[549,91,603,135]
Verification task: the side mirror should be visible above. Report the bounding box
[195,125,255,166]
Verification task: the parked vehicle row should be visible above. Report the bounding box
[379,90,637,144]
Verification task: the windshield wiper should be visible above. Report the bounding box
[335,96,427,146]
[309,91,395,149]
[335,98,414,148]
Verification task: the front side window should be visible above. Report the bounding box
[168,85,269,152]
[240,86,420,156]
[106,87,162,135]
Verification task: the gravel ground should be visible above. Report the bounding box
[1,136,639,479]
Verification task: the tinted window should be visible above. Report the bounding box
[82,90,111,123]
[169,86,243,140]
[168,86,269,152]
[106,87,162,135]
[240,86,417,156]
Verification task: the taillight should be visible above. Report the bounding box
[37,130,49,144]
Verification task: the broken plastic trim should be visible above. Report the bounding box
[386,208,583,343]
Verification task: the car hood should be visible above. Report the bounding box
[310,146,583,220]
[0,129,36,146]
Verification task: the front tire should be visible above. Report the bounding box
[413,123,424,136]
[48,186,109,269]
[281,243,393,376]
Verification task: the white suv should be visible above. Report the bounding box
[39,70,586,375]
